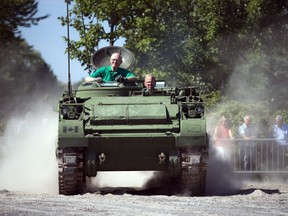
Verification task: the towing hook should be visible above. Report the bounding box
[158,152,166,164]
[99,153,106,164]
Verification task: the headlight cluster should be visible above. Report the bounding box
[182,103,204,118]
[60,105,83,119]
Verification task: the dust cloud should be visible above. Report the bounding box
[205,147,241,195]
[87,171,156,192]
[205,110,241,195]
[0,103,58,195]
[0,102,157,194]
[204,46,288,195]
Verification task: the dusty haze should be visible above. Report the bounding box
[0,104,59,194]
[0,100,242,196]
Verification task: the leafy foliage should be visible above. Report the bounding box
[61,0,288,128]
[0,0,62,134]
[207,99,272,137]
[0,0,48,42]
[0,40,61,126]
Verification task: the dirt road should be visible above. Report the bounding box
[1,179,288,216]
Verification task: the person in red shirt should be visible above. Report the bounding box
[213,115,234,161]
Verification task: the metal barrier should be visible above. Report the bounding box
[212,139,288,173]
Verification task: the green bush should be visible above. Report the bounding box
[204,93,288,138]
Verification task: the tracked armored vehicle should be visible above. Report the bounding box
[56,46,208,196]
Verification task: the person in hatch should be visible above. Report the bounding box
[85,52,137,84]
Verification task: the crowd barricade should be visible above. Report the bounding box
[211,138,288,173]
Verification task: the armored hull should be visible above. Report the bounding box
[56,82,208,196]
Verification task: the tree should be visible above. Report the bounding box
[0,0,62,134]
[0,40,60,121]
[0,0,48,43]
[59,0,151,73]
[61,0,288,100]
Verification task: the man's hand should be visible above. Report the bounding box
[115,75,128,84]
[85,77,103,82]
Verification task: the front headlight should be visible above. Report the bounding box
[182,103,204,118]
[60,105,83,119]
[195,104,204,115]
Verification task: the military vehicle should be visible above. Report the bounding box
[56,46,208,196]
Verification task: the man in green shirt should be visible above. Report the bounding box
[85,52,137,83]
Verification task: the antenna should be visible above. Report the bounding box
[79,2,92,74]
[65,0,72,96]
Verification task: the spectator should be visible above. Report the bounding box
[273,115,288,145]
[238,115,257,171]
[85,52,137,83]
[143,74,156,92]
[272,115,288,170]
[213,115,234,161]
